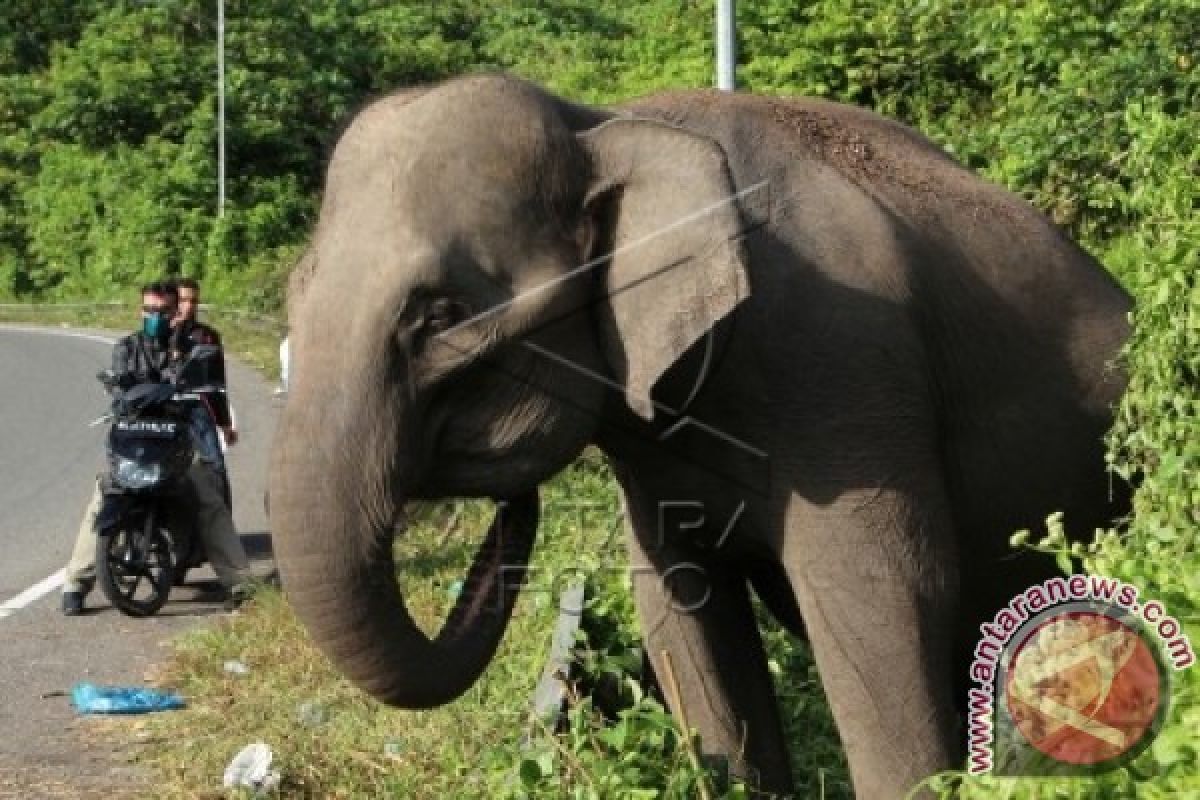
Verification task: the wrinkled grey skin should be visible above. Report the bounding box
[270,74,1130,799]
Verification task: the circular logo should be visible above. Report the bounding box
[1004,607,1166,768]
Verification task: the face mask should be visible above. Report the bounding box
[143,312,170,339]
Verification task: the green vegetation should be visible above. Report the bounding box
[5,1,1194,797]
[4,0,1194,307]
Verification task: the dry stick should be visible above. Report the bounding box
[659,649,714,800]
[536,681,598,794]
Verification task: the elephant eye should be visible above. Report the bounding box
[424,298,469,336]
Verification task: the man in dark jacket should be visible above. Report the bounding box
[60,281,254,615]
[168,277,237,502]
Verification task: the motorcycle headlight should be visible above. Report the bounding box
[114,457,164,489]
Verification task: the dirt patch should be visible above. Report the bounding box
[0,738,148,800]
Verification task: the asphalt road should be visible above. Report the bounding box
[0,325,279,797]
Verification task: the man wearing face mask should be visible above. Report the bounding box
[60,281,256,615]
[111,280,179,390]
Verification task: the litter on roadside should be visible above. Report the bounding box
[296,700,329,727]
[70,682,185,714]
[223,742,281,794]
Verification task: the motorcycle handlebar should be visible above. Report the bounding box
[88,388,226,427]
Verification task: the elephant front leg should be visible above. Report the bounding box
[624,509,795,796]
[783,485,962,799]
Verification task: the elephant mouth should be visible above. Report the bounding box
[421,418,594,500]
[420,455,561,500]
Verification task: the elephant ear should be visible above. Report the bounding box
[579,117,753,420]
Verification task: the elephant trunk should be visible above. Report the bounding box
[269,366,539,707]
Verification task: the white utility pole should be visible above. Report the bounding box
[716,0,736,90]
[216,0,226,217]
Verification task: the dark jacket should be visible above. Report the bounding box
[172,319,233,428]
[112,331,173,385]
[112,322,233,427]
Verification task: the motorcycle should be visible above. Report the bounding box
[91,345,223,617]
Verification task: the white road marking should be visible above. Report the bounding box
[0,570,66,619]
[0,327,109,618]
[0,325,115,345]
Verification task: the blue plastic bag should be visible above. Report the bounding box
[71,682,185,714]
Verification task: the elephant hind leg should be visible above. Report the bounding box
[627,529,795,795]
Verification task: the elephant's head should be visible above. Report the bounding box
[269,75,751,707]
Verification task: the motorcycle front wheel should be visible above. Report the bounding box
[96,510,175,617]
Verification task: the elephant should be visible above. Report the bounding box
[269,73,1132,798]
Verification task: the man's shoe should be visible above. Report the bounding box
[222,583,256,612]
[61,591,85,616]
